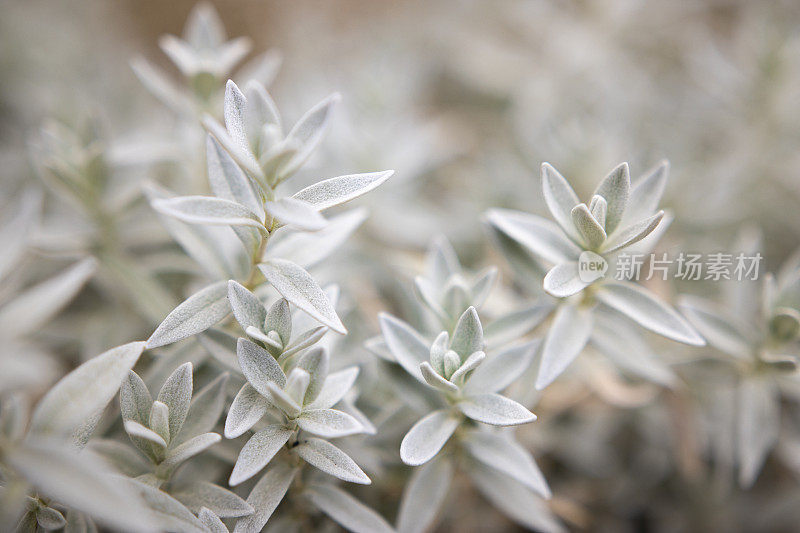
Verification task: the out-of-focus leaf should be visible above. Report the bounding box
[30,342,145,443]
[396,455,453,533]
[304,483,394,533]
[233,463,297,533]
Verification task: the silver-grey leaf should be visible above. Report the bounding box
[259,259,346,334]
[296,409,363,438]
[378,313,429,383]
[228,280,267,333]
[161,432,221,469]
[152,196,265,229]
[450,307,484,358]
[463,430,550,498]
[541,162,581,243]
[265,197,327,231]
[457,393,536,426]
[147,281,231,349]
[593,162,630,234]
[304,483,394,533]
[171,481,254,518]
[158,362,193,440]
[396,455,453,533]
[291,170,394,211]
[30,342,146,442]
[485,208,581,264]
[294,438,370,484]
[400,409,460,466]
[237,338,287,397]
[596,281,705,345]
[225,384,271,439]
[306,367,359,410]
[464,340,538,394]
[536,304,593,390]
[229,425,293,486]
[233,463,297,533]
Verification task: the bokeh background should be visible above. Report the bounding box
[3,0,800,531]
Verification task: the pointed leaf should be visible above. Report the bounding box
[458,393,536,426]
[171,481,253,518]
[229,425,293,486]
[292,170,394,211]
[233,463,296,533]
[281,93,340,177]
[400,410,460,466]
[602,211,664,253]
[265,197,327,231]
[152,196,264,228]
[536,304,593,389]
[485,208,581,264]
[596,281,705,345]
[465,341,538,394]
[738,376,779,487]
[420,362,459,393]
[541,163,581,242]
[162,432,221,469]
[304,483,393,533]
[259,259,345,333]
[450,307,483,358]
[378,313,429,383]
[397,455,453,533]
[295,438,370,484]
[30,342,145,442]
[463,430,550,498]
[225,383,271,439]
[543,262,592,298]
[593,162,630,234]
[297,409,362,438]
[306,367,360,410]
[571,203,606,249]
[176,373,229,444]
[228,280,267,332]
[237,338,286,396]
[146,281,230,349]
[158,362,193,439]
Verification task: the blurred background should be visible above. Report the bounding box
[3,0,800,531]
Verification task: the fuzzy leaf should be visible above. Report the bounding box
[571,203,606,249]
[227,280,267,332]
[265,197,327,231]
[593,162,630,234]
[541,163,581,242]
[259,259,346,333]
[0,257,96,338]
[176,373,229,444]
[229,425,293,486]
[162,433,221,469]
[465,341,538,394]
[266,382,303,418]
[397,455,453,533]
[458,394,536,426]
[596,281,705,345]
[7,440,155,532]
[296,409,362,438]
[536,304,593,389]
[233,463,296,533]
[450,307,484,358]
[263,208,367,270]
[420,362,459,393]
[149,401,170,444]
[467,463,563,533]
[237,338,286,396]
[281,93,340,178]
[484,303,553,347]
[543,262,592,298]
[124,420,168,449]
[295,438,370,484]
[171,481,254,518]
[152,196,265,228]
[158,362,193,439]
[485,208,580,264]
[147,281,230,349]
[207,135,264,220]
[198,508,228,533]
[30,342,145,442]
[295,348,329,404]
[379,313,429,383]
[624,160,668,225]
[306,367,359,410]
[292,170,394,211]
[225,383,271,439]
[678,296,753,358]
[602,211,664,253]
[304,484,394,533]
[463,430,550,498]
[400,410,460,466]
[127,479,207,532]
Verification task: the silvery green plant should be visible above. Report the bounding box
[132,1,281,115]
[487,161,705,389]
[376,238,561,532]
[679,235,800,487]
